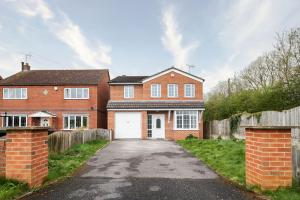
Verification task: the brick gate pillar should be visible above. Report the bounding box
[245,127,292,190]
[5,127,48,188]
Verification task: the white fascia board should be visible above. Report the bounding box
[142,68,204,83]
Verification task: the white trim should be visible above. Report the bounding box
[184,84,195,98]
[109,83,142,85]
[64,88,89,99]
[167,84,178,98]
[62,114,89,130]
[173,110,199,130]
[151,84,161,98]
[124,85,134,98]
[2,114,28,127]
[142,68,204,83]
[3,88,27,100]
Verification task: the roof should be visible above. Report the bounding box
[0,70,109,86]
[109,67,204,84]
[109,76,148,84]
[107,100,205,110]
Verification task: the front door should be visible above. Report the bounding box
[40,117,50,127]
[151,114,165,139]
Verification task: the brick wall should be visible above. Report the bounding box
[0,138,5,177]
[245,128,292,190]
[5,128,48,188]
[110,71,203,101]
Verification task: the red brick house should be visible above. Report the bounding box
[107,67,205,140]
[0,63,110,131]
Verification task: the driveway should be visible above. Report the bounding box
[22,140,257,200]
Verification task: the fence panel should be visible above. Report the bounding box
[48,129,111,153]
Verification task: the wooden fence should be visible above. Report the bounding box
[204,106,300,180]
[48,129,112,153]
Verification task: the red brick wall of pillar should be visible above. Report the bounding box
[5,128,48,188]
[245,127,292,190]
[0,138,5,177]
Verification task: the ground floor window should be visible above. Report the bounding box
[174,110,198,130]
[63,114,88,130]
[147,114,152,138]
[3,114,27,127]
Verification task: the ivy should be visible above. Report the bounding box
[229,113,242,138]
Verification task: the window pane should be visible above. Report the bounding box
[124,86,133,98]
[77,88,83,99]
[176,115,182,128]
[64,116,69,129]
[83,88,89,98]
[76,116,81,128]
[21,88,27,99]
[9,89,15,99]
[83,116,88,128]
[16,89,22,99]
[147,115,152,129]
[156,118,161,128]
[71,89,76,99]
[3,89,9,99]
[191,115,197,128]
[70,116,75,129]
[21,116,26,127]
[7,116,13,127]
[183,114,190,129]
[14,116,20,127]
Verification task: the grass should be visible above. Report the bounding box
[0,139,108,200]
[177,138,300,200]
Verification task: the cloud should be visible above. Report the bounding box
[161,6,199,71]
[0,46,23,77]
[8,0,111,67]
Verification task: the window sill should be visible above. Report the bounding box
[173,128,199,131]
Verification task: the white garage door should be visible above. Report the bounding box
[115,112,142,139]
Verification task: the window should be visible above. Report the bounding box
[184,84,195,97]
[64,88,89,99]
[151,84,161,97]
[168,84,178,97]
[147,115,152,138]
[3,115,27,127]
[174,111,198,130]
[63,114,88,130]
[3,88,27,99]
[124,85,134,98]
[156,118,161,128]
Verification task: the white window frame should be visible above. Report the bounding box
[167,84,178,98]
[174,110,198,130]
[64,88,89,99]
[184,84,195,98]
[124,85,134,98]
[63,114,89,130]
[151,84,161,98]
[3,88,27,99]
[2,114,27,127]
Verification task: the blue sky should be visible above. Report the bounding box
[1,0,300,92]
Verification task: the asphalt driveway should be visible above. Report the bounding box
[22,140,257,200]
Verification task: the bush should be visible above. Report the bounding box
[185,134,198,140]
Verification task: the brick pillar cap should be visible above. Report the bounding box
[242,126,297,130]
[6,127,49,133]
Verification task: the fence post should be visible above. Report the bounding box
[5,127,48,188]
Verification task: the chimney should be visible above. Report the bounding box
[21,62,31,71]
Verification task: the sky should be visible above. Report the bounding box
[0,0,300,93]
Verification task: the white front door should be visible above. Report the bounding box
[40,117,50,127]
[115,112,142,139]
[152,114,165,139]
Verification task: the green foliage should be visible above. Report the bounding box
[48,139,108,181]
[178,139,300,200]
[229,113,242,137]
[185,134,198,140]
[204,80,300,121]
[0,178,29,200]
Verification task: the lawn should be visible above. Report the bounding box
[0,139,108,200]
[177,138,300,200]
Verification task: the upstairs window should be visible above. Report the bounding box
[151,84,161,98]
[168,84,178,97]
[64,88,89,99]
[124,85,134,98]
[184,84,195,98]
[3,88,27,99]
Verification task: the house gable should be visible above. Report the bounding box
[142,67,204,84]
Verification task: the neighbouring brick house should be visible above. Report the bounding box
[107,67,205,140]
[0,63,110,131]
